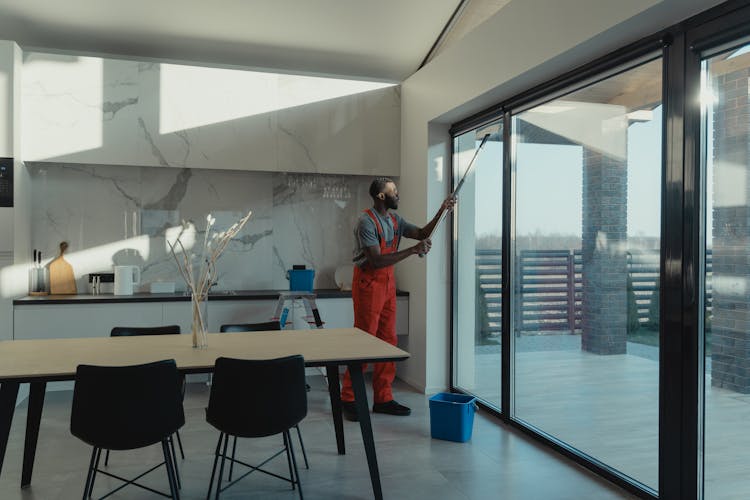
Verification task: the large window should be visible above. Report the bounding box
[511,58,662,489]
[453,122,503,407]
[448,3,750,498]
[701,41,750,500]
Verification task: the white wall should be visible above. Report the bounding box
[398,0,726,393]
[21,52,401,176]
[0,41,28,341]
[22,165,376,297]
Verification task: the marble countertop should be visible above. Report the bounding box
[14,288,409,305]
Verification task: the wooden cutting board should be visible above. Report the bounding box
[49,241,77,294]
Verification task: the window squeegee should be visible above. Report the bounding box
[418,131,493,257]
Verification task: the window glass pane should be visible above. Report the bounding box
[512,58,662,489]
[453,122,503,408]
[702,42,750,500]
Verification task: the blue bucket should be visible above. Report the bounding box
[428,393,477,442]
[287,269,315,292]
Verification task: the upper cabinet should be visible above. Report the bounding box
[21,52,401,176]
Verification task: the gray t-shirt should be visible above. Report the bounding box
[353,210,418,267]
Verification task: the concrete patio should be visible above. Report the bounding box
[461,334,749,497]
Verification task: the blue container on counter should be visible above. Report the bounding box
[429,393,477,442]
[287,268,315,292]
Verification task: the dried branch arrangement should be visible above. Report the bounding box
[167,211,252,347]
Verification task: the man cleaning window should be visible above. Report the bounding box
[341,177,456,421]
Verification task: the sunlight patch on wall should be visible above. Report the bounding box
[22,55,103,160]
[159,63,395,134]
[0,235,154,298]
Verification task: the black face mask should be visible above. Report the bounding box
[384,193,399,210]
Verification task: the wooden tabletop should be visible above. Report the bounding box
[0,327,410,382]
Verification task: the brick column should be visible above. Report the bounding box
[581,146,628,354]
[711,67,750,393]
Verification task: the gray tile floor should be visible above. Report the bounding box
[0,376,634,499]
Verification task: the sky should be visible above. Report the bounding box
[461,106,663,240]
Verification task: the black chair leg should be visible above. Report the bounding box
[88,447,102,498]
[294,424,309,469]
[206,433,224,500]
[175,430,185,459]
[162,439,180,500]
[104,449,109,467]
[286,430,304,500]
[228,436,237,481]
[169,435,182,489]
[215,433,230,500]
[81,447,98,500]
[283,432,295,490]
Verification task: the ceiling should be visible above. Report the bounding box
[0,0,463,81]
[425,0,512,64]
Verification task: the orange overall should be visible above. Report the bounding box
[341,209,399,404]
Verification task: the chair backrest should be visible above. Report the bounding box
[219,321,280,333]
[110,325,181,337]
[207,355,307,438]
[71,359,185,450]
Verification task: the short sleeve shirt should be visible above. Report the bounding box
[353,210,418,267]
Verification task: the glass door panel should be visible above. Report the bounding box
[512,58,662,489]
[453,122,504,408]
[701,42,750,500]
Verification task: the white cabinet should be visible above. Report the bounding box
[315,298,354,329]
[207,300,277,331]
[162,301,196,336]
[13,303,163,340]
[288,295,408,334]
[396,296,409,336]
[13,295,409,341]
[207,296,408,335]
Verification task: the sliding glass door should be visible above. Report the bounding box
[511,58,662,490]
[453,122,504,408]
[448,3,750,498]
[700,40,750,500]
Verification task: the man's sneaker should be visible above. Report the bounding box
[341,401,359,422]
[372,400,411,416]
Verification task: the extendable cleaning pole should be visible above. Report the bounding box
[419,132,492,258]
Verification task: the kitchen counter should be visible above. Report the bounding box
[13,288,409,305]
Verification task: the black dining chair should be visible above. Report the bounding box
[108,325,186,473]
[70,359,184,499]
[219,321,309,472]
[206,355,307,499]
[219,321,282,333]
[110,325,182,337]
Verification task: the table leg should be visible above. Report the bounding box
[348,363,382,500]
[0,381,20,478]
[325,364,345,455]
[21,381,46,488]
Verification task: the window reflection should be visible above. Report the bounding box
[512,58,662,489]
[702,42,750,500]
[453,122,503,407]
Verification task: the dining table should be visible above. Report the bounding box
[0,327,409,500]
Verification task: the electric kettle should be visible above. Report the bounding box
[113,265,140,295]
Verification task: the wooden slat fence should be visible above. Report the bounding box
[473,248,713,341]
[475,249,501,340]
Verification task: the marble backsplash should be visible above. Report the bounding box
[28,163,385,292]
